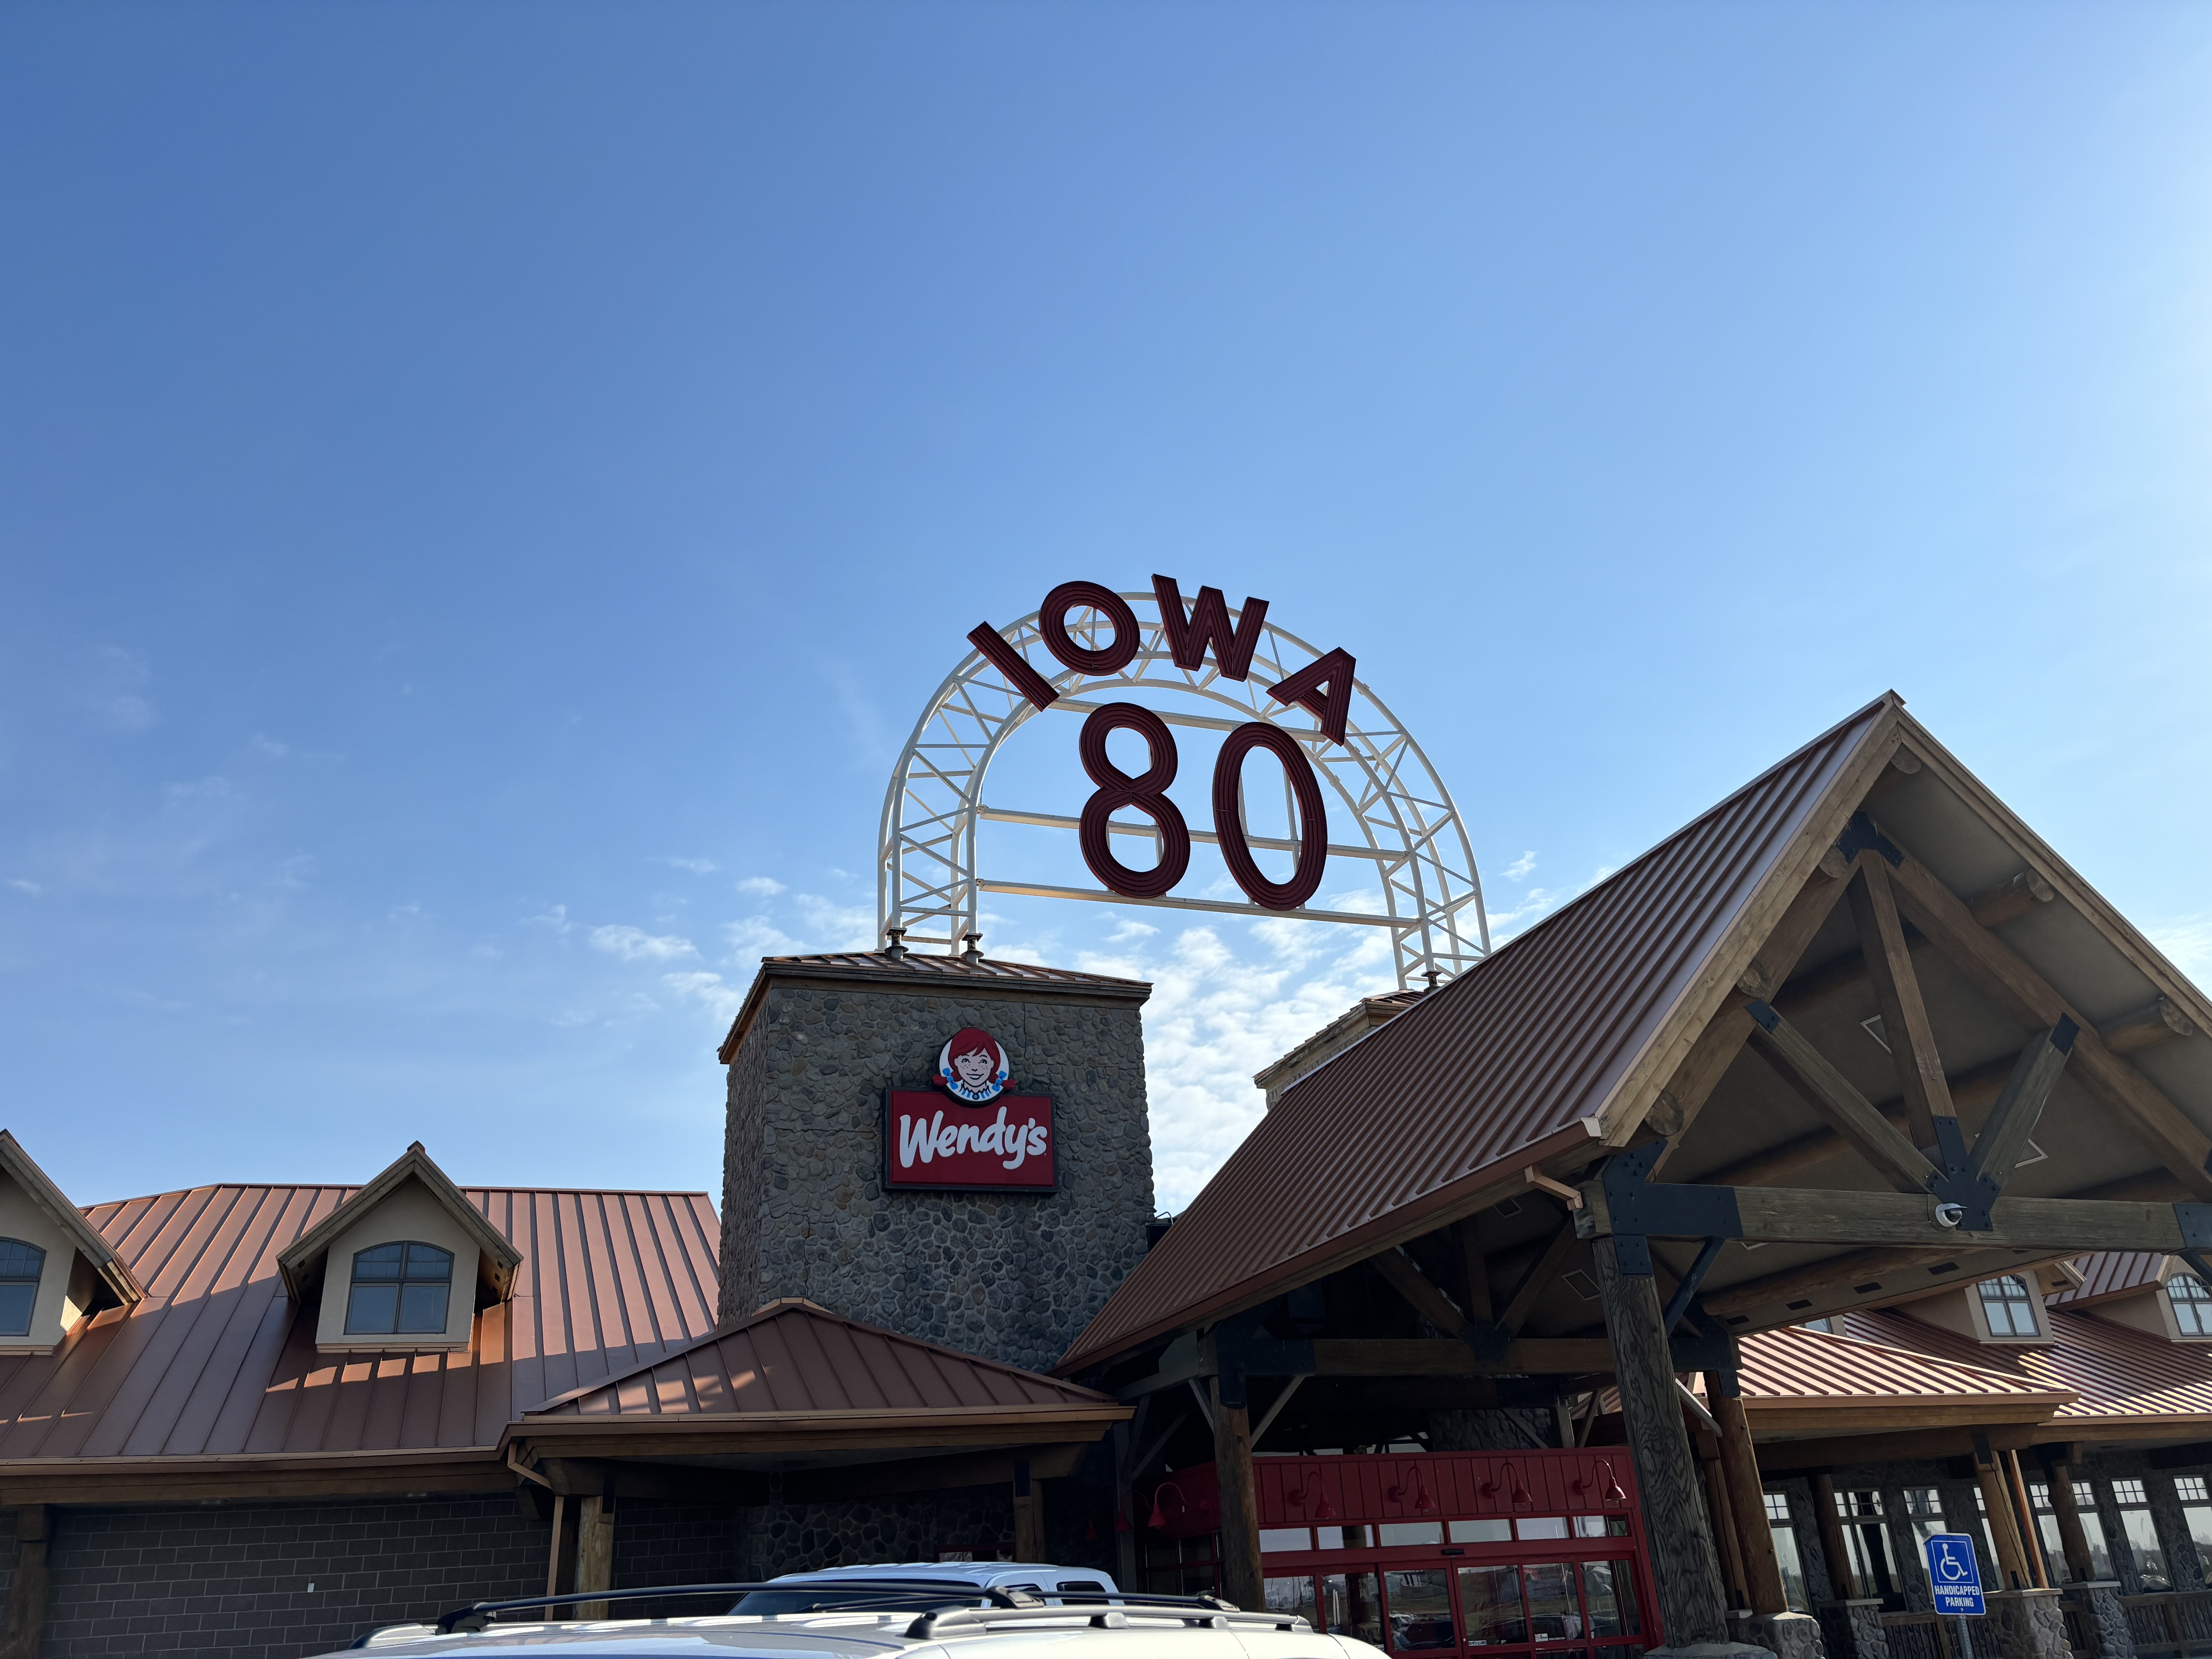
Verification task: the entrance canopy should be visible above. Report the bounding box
[1061,692,2212,1388]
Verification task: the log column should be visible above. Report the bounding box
[1598,1238,1730,1647]
[1711,1382,1788,1615]
[1211,1374,1265,1612]
[576,1493,616,1620]
[2047,1459,2096,1585]
[1975,1454,2032,1592]
[2,1505,49,1659]
[1815,1473,1855,1599]
[1012,1459,1044,1561]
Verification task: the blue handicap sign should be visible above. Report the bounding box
[1924,1533,1985,1616]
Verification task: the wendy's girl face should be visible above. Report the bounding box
[952,1047,997,1087]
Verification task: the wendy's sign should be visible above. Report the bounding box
[886,1027,1056,1192]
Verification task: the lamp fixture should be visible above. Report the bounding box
[1286,1474,1340,1522]
[1386,1465,1439,1515]
[1480,1460,1532,1508]
[1571,1459,1629,1507]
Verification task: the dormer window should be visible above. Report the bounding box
[2169,1273,2212,1336]
[0,1240,44,1336]
[1977,1276,2042,1338]
[344,1243,453,1336]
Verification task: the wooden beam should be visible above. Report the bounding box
[1848,862,1951,1147]
[1369,1247,1468,1335]
[1969,869,2058,928]
[1813,1474,1852,1599]
[2047,1456,2096,1584]
[1884,843,2212,1200]
[1967,1024,2078,1190]
[1598,1242,1731,1644]
[1456,1219,1494,1322]
[1582,1178,2195,1254]
[1744,1003,1941,1194]
[1975,1455,2032,1591]
[1302,1337,1616,1377]
[1713,1388,1787,1615]
[1699,1242,2073,1323]
[1701,1437,1750,1609]
[1700,1053,2019,1190]
[575,1493,614,1620]
[1011,1460,1043,1561]
[538,1457,772,1504]
[2102,998,2198,1055]
[784,1443,1087,1504]
[1500,1220,1579,1336]
[1754,1422,2045,1471]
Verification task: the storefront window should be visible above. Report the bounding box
[1765,1492,1809,1611]
[1266,1574,1319,1628]
[2167,1476,2212,1585]
[1324,1571,1383,1647]
[1582,1559,1641,1637]
[1836,1489,1901,1602]
[1451,1519,1513,1544]
[2111,1479,2171,1590]
[1386,1568,1456,1651]
[1459,1564,1526,1645]
[1523,1561,1582,1639]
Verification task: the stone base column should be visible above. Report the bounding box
[1814,1598,1889,1659]
[1643,1644,1779,1659]
[1747,1610,1826,1659]
[1985,1588,2068,1659]
[2066,1582,2134,1659]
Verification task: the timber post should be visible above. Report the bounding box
[2046,1456,2095,1584]
[2,1504,49,1659]
[576,1492,615,1620]
[1112,1422,1139,1587]
[1211,1373,1265,1611]
[1597,1237,1733,1647]
[1012,1458,1044,1561]
[1711,1379,1788,1615]
[1973,1442,2032,1591]
[1814,1474,1854,1598]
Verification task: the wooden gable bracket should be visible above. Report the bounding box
[1366,1212,1575,1363]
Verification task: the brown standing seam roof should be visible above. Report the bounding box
[1730,1322,2075,1413]
[529,1298,1111,1419]
[1838,1307,2212,1427]
[0,1184,720,1463]
[1058,695,1898,1373]
[2052,1252,2171,1309]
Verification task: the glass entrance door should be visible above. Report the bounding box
[1266,1546,1647,1657]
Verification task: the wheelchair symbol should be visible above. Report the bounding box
[1933,1541,1973,1583]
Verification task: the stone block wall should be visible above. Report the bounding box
[720,969,1154,1375]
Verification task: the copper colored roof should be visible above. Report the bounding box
[529,1297,1115,1420]
[2052,1252,2169,1309]
[1840,1307,2212,1428]
[1732,1322,2075,1416]
[718,951,1152,1062]
[1059,695,1901,1372]
[0,1182,720,1468]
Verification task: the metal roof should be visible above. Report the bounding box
[718,951,1152,1062]
[1732,1322,2074,1411]
[1058,695,1899,1372]
[1839,1307,2212,1427]
[2051,1252,2169,1309]
[0,1181,720,1465]
[529,1297,1113,1419]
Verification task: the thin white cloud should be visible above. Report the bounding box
[663,970,747,1022]
[589,924,699,962]
[5,879,42,896]
[725,916,806,958]
[1505,850,1537,881]
[736,875,787,897]
[656,856,720,875]
[252,733,289,759]
[2152,917,2212,987]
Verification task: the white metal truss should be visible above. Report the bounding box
[877,591,1489,989]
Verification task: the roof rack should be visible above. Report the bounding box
[426,1580,1302,1638]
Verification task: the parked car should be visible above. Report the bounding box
[326,1567,1384,1657]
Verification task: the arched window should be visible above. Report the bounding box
[0,1240,46,1336]
[2170,1272,2212,1336]
[345,1242,454,1336]
[1978,1274,2041,1337]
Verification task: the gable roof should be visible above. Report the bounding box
[0,1132,143,1309]
[275,1142,524,1302]
[528,1297,1116,1422]
[0,1182,719,1489]
[2052,1252,2174,1309]
[1731,1321,2076,1420]
[1058,694,1905,1372]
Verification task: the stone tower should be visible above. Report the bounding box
[716,951,1154,1376]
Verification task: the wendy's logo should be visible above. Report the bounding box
[936,1027,1011,1103]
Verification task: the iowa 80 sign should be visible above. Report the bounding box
[878,574,1490,991]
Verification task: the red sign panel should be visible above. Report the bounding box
[884,1090,1058,1192]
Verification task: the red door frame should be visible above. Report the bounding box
[1142,1448,1662,1657]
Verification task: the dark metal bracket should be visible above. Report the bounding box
[1835,812,1904,868]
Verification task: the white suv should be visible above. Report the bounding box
[326,1565,1382,1658]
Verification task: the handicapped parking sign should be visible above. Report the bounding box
[1924,1533,1985,1616]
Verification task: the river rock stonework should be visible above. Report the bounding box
[718,954,1155,1376]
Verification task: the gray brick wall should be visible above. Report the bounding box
[721,976,1154,1375]
[12,1494,747,1659]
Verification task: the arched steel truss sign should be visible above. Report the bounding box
[877,576,1489,989]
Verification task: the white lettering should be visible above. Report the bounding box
[979,1107,1009,1154]
[1027,1123,1049,1157]
[898,1111,943,1168]
[935,1121,960,1159]
[955,1123,980,1154]
[1002,1118,1029,1171]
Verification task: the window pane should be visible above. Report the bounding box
[2184,1504,2212,1583]
[397,1282,450,1333]
[1978,1277,2039,1337]
[1324,1572,1382,1647]
[1459,1565,1526,1645]
[1764,1492,1792,1524]
[0,1239,45,1281]
[1384,1569,1454,1651]
[1525,1562,1581,1639]
[352,1244,404,1279]
[2113,1480,2147,1505]
[1583,1561,1640,1637]
[2177,1479,2210,1504]
[1518,1517,1570,1539]
[1266,1575,1318,1628]
[402,1243,453,1281]
[0,1282,34,1336]
[1378,1522,1443,1547]
[1576,1516,1612,1538]
[2122,1506,2169,1590]
[1451,1519,1512,1543]
[1772,1523,1810,1612]
[1261,1529,1312,1554]
[346,1281,398,1334]
[2171,1276,2212,1336]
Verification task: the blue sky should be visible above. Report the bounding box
[3,3,2209,1212]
